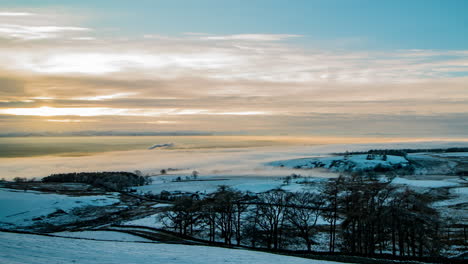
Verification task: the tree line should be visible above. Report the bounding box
[157,175,445,257]
[334,147,468,157]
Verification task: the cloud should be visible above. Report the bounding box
[71,37,96,41]
[0,12,33,17]
[5,38,467,84]
[47,119,96,123]
[0,106,270,117]
[0,9,91,40]
[74,92,138,101]
[0,77,25,96]
[0,24,90,40]
[0,9,466,137]
[200,34,302,41]
[144,120,177,124]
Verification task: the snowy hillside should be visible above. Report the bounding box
[53,230,152,242]
[0,232,348,264]
[135,175,298,194]
[0,188,119,229]
[267,154,409,172]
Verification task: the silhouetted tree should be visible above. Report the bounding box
[256,189,289,249]
[286,191,324,251]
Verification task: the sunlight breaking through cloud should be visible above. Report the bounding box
[0,8,466,137]
[0,107,271,117]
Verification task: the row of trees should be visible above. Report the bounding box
[336,147,468,157]
[332,175,441,257]
[158,175,443,257]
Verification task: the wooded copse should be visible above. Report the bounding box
[157,175,447,258]
[42,171,152,191]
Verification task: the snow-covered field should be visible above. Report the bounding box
[53,230,152,242]
[390,177,462,188]
[1,141,467,262]
[433,187,468,207]
[135,175,323,194]
[0,232,348,264]
[432,152,468,157]
[0,188,119,228]
[121,213,166,228]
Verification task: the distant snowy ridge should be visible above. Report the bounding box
[267,154,409,173]
[148,143,174,150]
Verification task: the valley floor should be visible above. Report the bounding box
[1,142,467,263]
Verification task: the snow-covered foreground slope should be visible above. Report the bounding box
[0,188,119,228]
[53,230,152,242]
[0,232,348,264]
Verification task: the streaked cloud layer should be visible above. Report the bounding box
[0,7,467,137]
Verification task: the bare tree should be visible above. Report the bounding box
[256,189,289,249]
[322,175,345,252]
[159,196,201,235]
[210,186,243,244]
[286,191,324,251]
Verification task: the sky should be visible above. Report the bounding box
[0,0,467,138]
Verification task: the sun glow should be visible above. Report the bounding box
[46,119,95,123]
[0,106,270,117]
[74,92,137,101]
[0,106,124,117]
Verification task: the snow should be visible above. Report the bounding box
[0,232,349,264]
[390,177,460,188]
[406,153,459,175]
[151,203,172,208]
[135,175,321,194]
[121,213,166,229]
[53,230,152,242]
[451,187,468,195]
[432,187,468,207]
[432,152,468,157]
[267,154,409,172]
[407,153,441,160]
[0,188,119,227]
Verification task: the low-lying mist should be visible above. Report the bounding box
[1,140,467,180]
